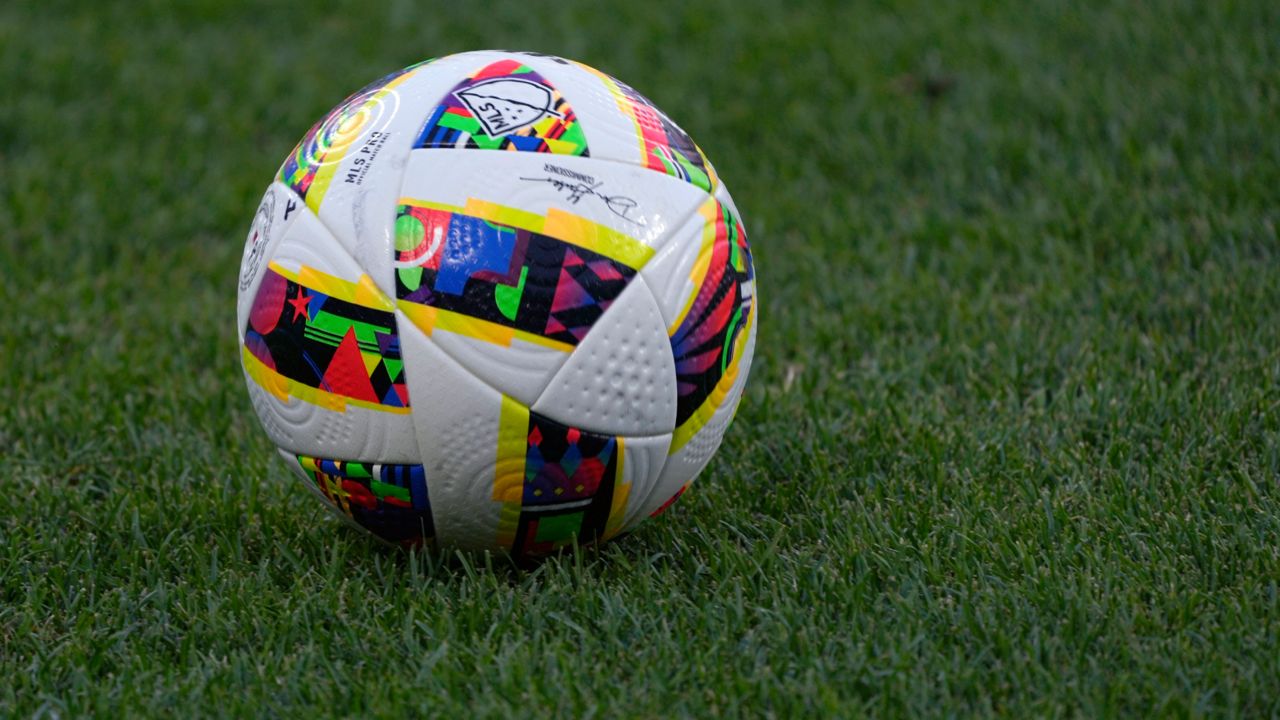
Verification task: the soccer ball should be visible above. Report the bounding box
[236,51,756,557]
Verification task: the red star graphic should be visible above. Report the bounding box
[288,289,312,322]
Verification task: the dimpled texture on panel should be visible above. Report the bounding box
[395,319,505,550]
[532,275,677,436]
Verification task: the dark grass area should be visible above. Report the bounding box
[2,0,1278,715]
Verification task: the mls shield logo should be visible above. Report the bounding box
[454,78,564,137]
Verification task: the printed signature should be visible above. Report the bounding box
[519,176,645,225]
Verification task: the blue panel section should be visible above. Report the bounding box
[434,214,518,296]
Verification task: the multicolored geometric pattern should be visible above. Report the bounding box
[493,397,630,557]
[243,262,410,413]
[278,60,431,212]
[394,197,652,351]
[668,199,755,452]
[298,454,433,547]
[415,59,589,156]
[575,62,718,193]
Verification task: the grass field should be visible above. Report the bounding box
[2,0,1279,716]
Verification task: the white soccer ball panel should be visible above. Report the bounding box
[425,331,570,409]
[532,273,677,436]
[396,318,508,550]
[240,200,418,462]
[639,204,707,332]
[612,432,675,534]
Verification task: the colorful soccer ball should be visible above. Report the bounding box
[236,51,757,557]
